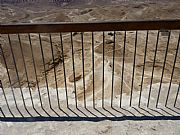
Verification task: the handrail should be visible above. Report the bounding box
[0,19,180,34]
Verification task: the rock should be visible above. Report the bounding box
[105,39,114,44]
[96,41,100,43]
[151,127,157,131]
[80,9,93,15]
[108,32,114,36]
[46,57,63,72]
[98,126,112,134]
[29,81,37,88]
[72,32,78,36]
[69,73,82,82]
[88,17,97,21]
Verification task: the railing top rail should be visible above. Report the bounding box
[0,19,180,34]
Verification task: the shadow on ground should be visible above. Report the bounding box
[1,106,180,122]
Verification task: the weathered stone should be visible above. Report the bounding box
[69,74,82,82]
[105,39,114,44]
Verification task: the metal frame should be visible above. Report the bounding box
[1,19,180,34]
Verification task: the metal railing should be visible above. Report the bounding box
[0,19,180,119]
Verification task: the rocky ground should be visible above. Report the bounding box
[0,0,180,135]
[0,120,180,135]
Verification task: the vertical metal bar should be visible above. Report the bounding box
[38,34,52,108]
[130,31,138,107]
[92,32,95,108]
[28,34,44,111]
[174,83,180,107]
[138,31,149,107]
[165,33,180,107]
[0,80,14,117]
[49,34,60,109]
[102,31,105,108]
[147,31,160,107]
[18,34,35,112]
[111,31,116,107]
[0,43,23,117]
[59,33,69,108]
[8,34,32,116]
[81,32,86,108]
[70,32,78,108]
[156,31,171,108]
[120,31,126,108]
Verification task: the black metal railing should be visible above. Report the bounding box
[0,20,180,120]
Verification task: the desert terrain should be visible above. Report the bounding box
[0,0,180,134]
[0,0,180,106]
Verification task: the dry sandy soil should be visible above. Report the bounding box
[0,0,180,135]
